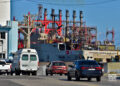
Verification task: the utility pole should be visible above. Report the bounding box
[27,12,31,48]
[19,12,34,48]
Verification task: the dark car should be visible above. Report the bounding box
[46,61,67,76]
[67,60,103,82]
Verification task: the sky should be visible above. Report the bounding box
[9,0,120,46]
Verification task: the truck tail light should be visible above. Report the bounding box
[38,62,40,66]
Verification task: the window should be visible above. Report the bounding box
[59,44,65,50]
[1,32,5,39]
[53,62,65,66]
[22,54,28,61]
[78,61,98,65]
[0,53,5,59]
[66,44,71,50]
[30,55,37,61]
[0,54,2,59]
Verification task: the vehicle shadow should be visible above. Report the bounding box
[59,78,97,82]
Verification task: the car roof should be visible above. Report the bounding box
[52,61,65,63]
[74,60,97,62]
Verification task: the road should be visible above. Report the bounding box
[0,75,120,86]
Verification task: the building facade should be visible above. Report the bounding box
[0,21,18,59]
[0,0,10,26]
[83,50,120,62]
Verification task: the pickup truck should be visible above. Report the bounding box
[0,60,12,75]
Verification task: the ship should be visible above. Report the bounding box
[18,5,115,62]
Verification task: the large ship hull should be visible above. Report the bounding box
[31,43,84,62]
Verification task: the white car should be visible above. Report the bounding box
[0,60,12,75]
[11,48,39,75]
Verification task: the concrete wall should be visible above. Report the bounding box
[0,0,10,26]
[104,62,120,73]
[83,50,120,62]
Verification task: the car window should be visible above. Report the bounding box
[30,55,37,61]
[22,54,28,61]
[53,62,65,66]
[79,61,98,65]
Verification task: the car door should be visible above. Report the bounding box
[20,54,29,70]
[29,54,38,70]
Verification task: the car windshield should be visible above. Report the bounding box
[53,62,65,66]
[79,61,98,65]
[30,55,37,61]
[0,61,6,65]
[22,54,28,61]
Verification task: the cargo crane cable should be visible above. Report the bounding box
[25,0,118,6]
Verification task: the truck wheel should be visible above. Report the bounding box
[15,70,20,76]
[67,73,71,81]
[7,72,10,75]
[88,77,91,81]
[32,71,37,76]
[96,77,101,82]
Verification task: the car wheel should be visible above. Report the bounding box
[27,72,30,76]
[75,72,80,81]
[46,71,48,76]
[32,71,37,76]
[7,72,10,75]
[96,77,101,82]
[11,71,13,76]
[60,74,62,76]
[67,73,71,81]
[88,77,91,81]
[50,71,53,76]
[15,72,20,75]
[15,70,20,76]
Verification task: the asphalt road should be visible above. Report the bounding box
[0,75,120,86]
